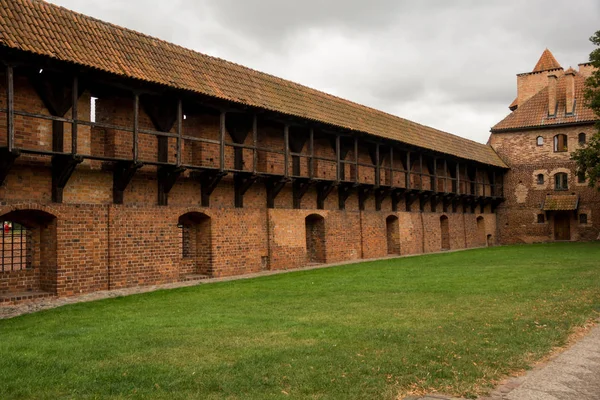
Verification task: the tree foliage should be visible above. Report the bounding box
[572,30,600,189]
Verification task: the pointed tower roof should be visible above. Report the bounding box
[532,49,562,73]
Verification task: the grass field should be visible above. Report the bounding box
[1,242,600,399]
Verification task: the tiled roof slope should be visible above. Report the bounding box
[542,195,579,211]
[0,0,507,168]
[492,71,597,132]
[532,49,562,73]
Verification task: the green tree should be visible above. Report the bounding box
[572,30,600,189]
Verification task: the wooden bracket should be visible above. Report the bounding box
[193,170,227,207]
[157,165,185,206]
[338,182,355,210]
[452,196,461,213]
[234,172,258,208]
[113,161,143,204]
[358,185,374,211]
[419,191,433,212]
[293,178,312,209]
[405,190,419,212]
[0,148,20,186]
[442,193,455,213]
[316,181,336,210]
[391,188,406,212]
[52,154,83,203]
[430,193,441,213]
[491,198,504,213]
[265,176,289,208]
[374,187,390,211]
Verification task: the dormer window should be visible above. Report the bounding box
[553,134,568,152]
[536,136,544,146]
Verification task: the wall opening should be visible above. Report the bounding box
[440,215,450,251]
[553,212,571,241]
[386,215,401,255]
[305,214,326,264]
[178,212,212,276]
[476,216,486,247]
[0,209,58,294]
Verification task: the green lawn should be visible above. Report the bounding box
[1,243,600,399]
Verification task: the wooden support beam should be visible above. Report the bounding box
[0,147,20,186]
[316,181,335,210]
[430,193,440,212]
[71,76,78,154]
[358,185,373,211]
[293,178,312,209]
[309,128,315,179]
[157,166,185,206]
[113,161,143,204]
[391,188,405,212]
[284,125,290,178]
[456,162,461,195]
[6,65,14,152]
[419,191,432,212]
[419,153,423,190]
[375,144,381,187]
[442,194,454,213]
[354,136,359,184]
[265,177,289,209]
[289,126,308,177]
[234,172,258,208]
[406,152,411,189]
[335,134,341,182]
[374,187,390,211]
[219,111,226,171]
[252,115,258,174]
[52,155,83,203]
[196,170,227,207]
[337,182,354,210]
[405,191,419,212]
[452,197,460,213]
[133,93,139,162]
[432,158,437,192]
[444,159,448,193]
[176,98,183,166]
[389,146,394,187]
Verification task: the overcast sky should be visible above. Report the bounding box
[47,0,599,143]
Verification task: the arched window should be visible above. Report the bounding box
[536,136,544,146]
[554,173,568,191]
[536,174,544,185]
[578,133,586,145]
[1,221,32,271]
[553,134,568,152]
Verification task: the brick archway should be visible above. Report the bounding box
[305,214,326,264]
[386,215,400,255]
[440,215,450,251]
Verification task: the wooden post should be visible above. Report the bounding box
[133,93,139,162]
[375,143,380,187]
[71,76,78,154]
[252,115,258,174]
[219,111,226,172]
[284,124,290,178]
[433,157,437,192]
[309,128,314,179]
[176,98,183,166]
[6,65,14,153]
[456,163,461,195]
[354,136,359,184]
[389,146,394,187]
[406,152,411,189]
[335,134,341,182]
[419,153,423,190]
[444,159,448,192]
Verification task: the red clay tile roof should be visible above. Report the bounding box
[542,195,579,211]
[492,71,597,132]
[0,0,507,168]
[532,49,562,73]
[509,97,518,111]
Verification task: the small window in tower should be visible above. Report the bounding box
[554,173,568,191]
[536,136,544,146]
[536,174,544,185]
[537,214,545,224]
[579,214,588,224]
[553,134,568,152]
[578,133,586,145]
[577,170,586,184]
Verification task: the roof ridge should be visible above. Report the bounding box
[2,0,507,167]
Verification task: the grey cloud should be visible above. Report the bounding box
[46,0,598,143]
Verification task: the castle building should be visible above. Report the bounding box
[0,0,596,304]
[489,50,600,243]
